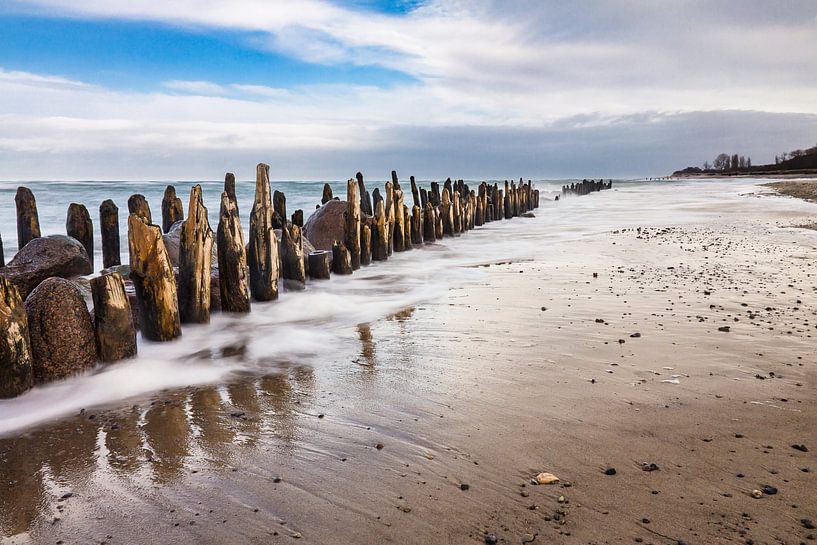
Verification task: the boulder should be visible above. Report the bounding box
[163,220,218,270]
[0,235,93,299]
[303,200,348,251]
[25,277,97,383]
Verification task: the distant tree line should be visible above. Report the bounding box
[774,144,817,165]
[673,142,817,177]
[703,153,752,172]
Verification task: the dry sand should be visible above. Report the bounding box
[2,206,816,544]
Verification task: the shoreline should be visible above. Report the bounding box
[2,183,816,544]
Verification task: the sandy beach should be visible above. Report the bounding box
[0,180,814,545]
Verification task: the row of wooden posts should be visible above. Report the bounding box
[561,179,613,196]
[0,166,539,398]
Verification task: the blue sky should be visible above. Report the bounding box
[1,0,816,180]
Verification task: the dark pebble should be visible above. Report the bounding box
[604,467,617,476]
[792,444,808,452]
[761,485,778,495]
[802,519,816,530]
[460,484,470,491]
[485,534,498,545]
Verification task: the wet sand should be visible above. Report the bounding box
[2,201,817,544]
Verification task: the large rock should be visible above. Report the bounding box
[163,220,218,270]
[25,277,97,383]
[303,200,348,251]
[0,235,93,299]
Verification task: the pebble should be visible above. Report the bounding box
[761,485,777,495]
[484,534,498,545]
[751,489,762,499]
[460,483,470,491]
[604,467,617,476]
[791,444,808,452]
[801,519,815,530]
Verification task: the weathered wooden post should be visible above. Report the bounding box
[452,191,462,234]
[272,190,286,230]
[0,277,33,398]
[332,241,352,275]
[475,185,484,226]
[248,163,279,301]
[280,223,306,289]
[308,251,331,279]
[435,206,444,239]
[420,187,428,209]
[0,233,4,267]
[403,205,412,249]
[217,191,250,313]
[360,223,372,265]
[292,209,304,228]
[504,181,512,219]
[128,214,181,342]
[410,176,421,209]
[66,203,94,268]
[423,202,436,242]
[357,172,373,216]
[385,181,395,255]
[411,205,423,245]
[392,173,406,252]
[322,183,334,205]
[345,178,361,270]
[161,185,184,233]
[178,185,214,324]
[441,188,454,236]
[371,200,389,261]
[99,199,121,269]
[128,194,153,224]
[15,187,41,251]
[224,172,237,201]
[91,271,137,362]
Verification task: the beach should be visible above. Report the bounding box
[1,179,816,544]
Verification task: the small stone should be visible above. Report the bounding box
[484,534,498,545]
[801,519,816,530]
[375,443,384,450]
[460,483,470,491]
[791,444,808,452]
[604,467,617,476]
[534,472,560,485]
[751,489,762,499]
[630,332,641,338]
[718,326,730,332]
[761,485,777,495]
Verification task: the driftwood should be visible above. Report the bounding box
[66,203,94,268]
[128,194,153,224]
[360,223,372,266]
[178,185,214,324]
[345,178,361,270]
[308,251,331,279]
[15,187,41,251]
[90,271,137,362]
[99,199,121,268]
[248,163,279,301]
[281,223,306,289]
[128,213,181,342]
[272,190,286,230]
[0,277,33,398]
[217,191,250,313]
[332,241,352,275]
[322,183,333,205]
[162,185,184,233]
[372,200,388,261]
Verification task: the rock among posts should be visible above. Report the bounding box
[0,277,34,398]
[303,199,347,252]
[0,235,93,299]
[25,277,97,382]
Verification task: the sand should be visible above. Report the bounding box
[2,203,816,544]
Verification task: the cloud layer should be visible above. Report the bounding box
[2,0,816,179]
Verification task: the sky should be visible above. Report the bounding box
[1,0,816,180]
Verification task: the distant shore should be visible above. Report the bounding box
[670,170,817,179]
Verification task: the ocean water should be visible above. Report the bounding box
[0,177,814,435]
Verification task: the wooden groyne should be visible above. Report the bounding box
[561,179,613,196]
[0,168,549,398]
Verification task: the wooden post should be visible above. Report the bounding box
[420,187,428,209]
[452,191,462,234]
[15,187,41,251]
[248,163,279,301]
[475,185,484,226]
[403,205,412,249]
[410,176,421,209]
[292,209,303,228]
[128,194,152,224]
[345,178,361,270]
[99,199,121,269]
[435,206,443,239]
[224,172,237,203]
[423,202,436,242]
[441,188,454,236]
[281,223,306,289]
[91,272,137,362]
[371,200,388,261]
[308,251,331,279]
[393,181,406,252]
[411,205,423,245]
[360,223,372,265]
[0,277,33,398]
[272,190,286,230]
[161,185,184,233]
[357,172,373,216]
[385,181,395,255]
[66,203,94,268]
[322,183,334,205]
[217,191,250,313]
[128,213,181,342]
[332,241,352,275]
[0,233,4,267]
[178,185,214,324]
